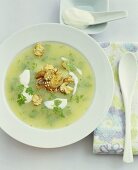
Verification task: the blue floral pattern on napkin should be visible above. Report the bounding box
[93,42,138,155]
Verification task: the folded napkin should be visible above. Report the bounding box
[93,42,138,155]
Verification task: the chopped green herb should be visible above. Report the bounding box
[80,80,92,88]
[75,95,80,103]
[26,87,34,95]
[54,100,62,107]
[67,62,75,72]
[63,60,76,72]
[68,64,75,71]
[25,60,37,70]
[69,53,75,62]
[80,95,84,99]
[17,84,24,92]
[53,107,65,118]
[74,94,84,103]
[46,113,57,126]
[17,94,26,105]
[69,52,73,57]
[29,110,38,118]
[21,63,27,70]
[50,93,57,98]
[65,106,71,116]
[31,62,37,69]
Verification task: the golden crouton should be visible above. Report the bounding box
[32,94,42,106]
[34,43,44,57]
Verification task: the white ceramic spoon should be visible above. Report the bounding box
[89,11,127,25]
[62,7,128,29]
[119,53,138,163]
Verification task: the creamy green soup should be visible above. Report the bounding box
[5,42,95,129]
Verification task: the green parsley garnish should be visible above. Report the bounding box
[17,94,26,105]
[17,84,24,92]
[63,60,76,72]
[31,62,37,70]
[74,94,84,103]
[53,106,65,118]
[26,61,37,70]
[25,87,34,95]
[67,62,75,72]
[54,100,62,107]
[53,100,65,117]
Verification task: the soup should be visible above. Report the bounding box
[5,42,95,129]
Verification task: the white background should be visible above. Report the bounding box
[0,0,138,170]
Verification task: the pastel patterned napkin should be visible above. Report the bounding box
[93,42,138,155]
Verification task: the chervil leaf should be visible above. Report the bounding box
[17,94,26,105]
[53,107,65,118]
[17,84,24,92]
[54,100,62,107]
[67,62,75,72]
[25,87,34,95]
[73,94,84,103]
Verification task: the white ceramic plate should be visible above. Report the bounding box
[0,23,114,148]
[60,0,109,34]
